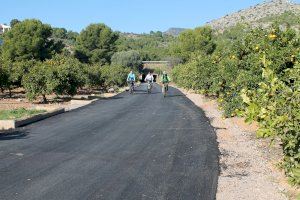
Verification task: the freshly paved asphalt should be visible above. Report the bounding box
[0,84,219,200]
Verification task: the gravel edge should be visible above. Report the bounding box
[176,87,291,200]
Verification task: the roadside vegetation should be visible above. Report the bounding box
[0,108,46,120]
[116,31,174,61]
[0,19,173,103]
[171,23,300,185]
[258,11,300,27]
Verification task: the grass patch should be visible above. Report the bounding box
[0,108,46,120]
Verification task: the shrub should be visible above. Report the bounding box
[169,26,216,62]
[47,55,85,96]
[111,50,142,70]
[2,60,36,89]
[84,64,104,89]
[22,62,53,102]
[22,55,86,102]
[242,66,300,185]
[100,65,130,89]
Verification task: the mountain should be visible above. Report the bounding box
[207,0,300,31]
[120,32,141,39]
[164,28,186,36]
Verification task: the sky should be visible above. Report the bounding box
[1,0,300,33]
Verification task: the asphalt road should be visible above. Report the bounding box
[0,84,219,200]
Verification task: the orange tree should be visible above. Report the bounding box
[172,24,300,184]
[22,55,85,102]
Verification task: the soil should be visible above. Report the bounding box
[177,87,300,200]
[0,87,122,112]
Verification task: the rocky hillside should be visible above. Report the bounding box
[207,0,300,31]
[164,28,186,36]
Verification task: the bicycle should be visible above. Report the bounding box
[147,81,153,94]
[162,83,168,97]
[128,81,134,94]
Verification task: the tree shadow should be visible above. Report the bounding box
[0,128,29,140]
[132,89,147,92]
[0,89,26,99]
[133,91,161,95]
[223,172,249,178]
[165,94,186,98]
[214,127,227,130]
[97,96,124,100]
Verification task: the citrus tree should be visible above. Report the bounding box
[171,24,300,184]
[22,55,86,102]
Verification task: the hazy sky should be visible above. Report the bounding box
[1,0,299,33]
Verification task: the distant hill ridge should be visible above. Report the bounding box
[164,28,186,36]
[207,0,300,31]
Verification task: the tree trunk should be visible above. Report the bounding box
[8,88,12,98]
[42,94,47,104]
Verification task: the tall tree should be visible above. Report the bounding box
[116,32,174,61]
[10,19,20,28]
[66,31,79,42]
[0,58,9,92]
[111,50,142,69]
[52,27,67,39]
[170,26,216,62]
[74,23,119,64]
[1,19,63,62]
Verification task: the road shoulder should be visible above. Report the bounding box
[175,87,296,200]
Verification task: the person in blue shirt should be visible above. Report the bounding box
[127,70,136,92]
[127,70,136,82]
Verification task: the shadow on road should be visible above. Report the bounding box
[132,91,162,95]
[132,89,146,92]
[0,129,29,141]
[165,94,186,98]
[96,96,124,100]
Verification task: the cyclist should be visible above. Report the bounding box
[161,71,170,91]
[127,70,136,92]
[144,72,154,83]
[144,72,154,93]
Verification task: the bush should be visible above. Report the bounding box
[22,62,53,102]
[22,55,86,102]
[47,55,86,96]
[169,26,216,62]
[242,66,300,185]
[3,60,36,89]
[116,32,174,61]
[111,50,142,70]
[84,64,104,89]
[100,65,130,89]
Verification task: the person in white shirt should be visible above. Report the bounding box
[144,72,154,83]
[144,72,154,93]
